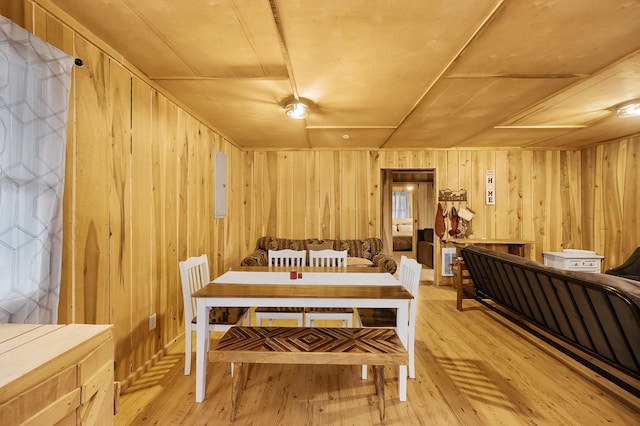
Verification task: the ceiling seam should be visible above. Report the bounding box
[379,0,508,149]
[122,0,200,76]
[268,0,312,148]
[268,0,300,99]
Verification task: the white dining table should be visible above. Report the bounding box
[192,267,412,403]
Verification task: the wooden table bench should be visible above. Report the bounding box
[210,326,408,422]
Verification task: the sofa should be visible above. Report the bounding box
[241,237,397,274]
[605,247,640,281]
[461,245,640,396]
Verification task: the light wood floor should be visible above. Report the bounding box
[115,284,639,425]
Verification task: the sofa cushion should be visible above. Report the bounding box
[307,241,334,251]
[337,238,381,260]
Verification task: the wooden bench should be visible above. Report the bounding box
[209,326,408,422]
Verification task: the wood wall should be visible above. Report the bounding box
[3,1,246,386]
[240,145,639,281]
[3,0,638,390]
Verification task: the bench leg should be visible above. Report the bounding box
[398,365,407,401]
[230,362,248,421]
[373,365,385,423]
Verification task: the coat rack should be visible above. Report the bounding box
[438,188,467,202]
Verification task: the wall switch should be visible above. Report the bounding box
[149,313,157,331]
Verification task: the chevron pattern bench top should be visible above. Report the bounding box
[210,326,408,422]
[209,326,408,365]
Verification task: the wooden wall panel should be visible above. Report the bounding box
[242,151,256,256]
[318,151,335,239]
[162,100,180,346]
[291,151,308,239]
[577,138,640,269]
[211,132,225,277]
[108,61,132,380]
[0,0,26,27]
[73,36,110,325]
[175,113,188,278]
[181,110,195,260]
[355,151,370,238]
[621,140,639,260]
[265,152,278,237]
[225,144,246,269]
[520,151,535,258]
[306,152,320,238]
[473,150,488,233]
[602,143,623,267]
[276,152,293,238]
[150,90,167,356]
[131,77,154,368]
[339,151,357,239]
[494,151,510,238]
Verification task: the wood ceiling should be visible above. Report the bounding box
[47,0,640,150]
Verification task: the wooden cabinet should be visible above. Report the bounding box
[450,238,535,258]
[0,324,114,425]
[417,228,434,268]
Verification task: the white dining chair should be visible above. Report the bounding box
[308,249,348,267]
[305,249,354,327]
[358,255,421,379]
[179,254,249,375]
[255,249,307,326]
[267,248,307,267]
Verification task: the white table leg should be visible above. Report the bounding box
[395,302,409,401]
[195,299,207,402]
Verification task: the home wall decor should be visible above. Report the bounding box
[485,170,496,205]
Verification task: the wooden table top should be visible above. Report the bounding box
[193,283,412,299]
[232,265,386,273]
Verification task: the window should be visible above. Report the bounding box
[392,191,410,218]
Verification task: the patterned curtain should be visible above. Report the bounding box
[0,17,74,323]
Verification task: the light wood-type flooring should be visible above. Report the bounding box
[115,283,639,425]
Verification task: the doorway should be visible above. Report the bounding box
[381,169,436,278]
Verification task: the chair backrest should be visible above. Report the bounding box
[268,249,307,267]
[179,254,210,324]
[309,249,348,267]
[398,255,422,324]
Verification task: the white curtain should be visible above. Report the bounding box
[0,16,74,323]
[392,191,410,218]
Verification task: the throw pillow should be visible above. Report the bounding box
[397,224,413,233]
[347,257,373,267]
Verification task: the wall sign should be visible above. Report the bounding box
[485,170,495,205]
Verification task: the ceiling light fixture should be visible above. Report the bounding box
[616,99,640,118]
[284,100,310,119]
